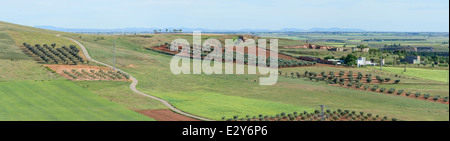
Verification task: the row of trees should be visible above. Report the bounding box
[364,86,448,102]
[153,29,183,34]
[62,69,130,80]
[222,109,399,121]
[23,43,87,65]
[155,45,317,68]
[279,70,396,85]
[278,70,448,104]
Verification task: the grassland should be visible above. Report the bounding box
[0,21,156,120]
[73,81,168,111]
[371,66,449,83]
[60,32,449,121]
[0,81,152,121]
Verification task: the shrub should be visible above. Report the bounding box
[444,97,448,102]
[423,94,431,100]
[415,92,421,98]
[433,95,440,101]
[314,110,320,114]
[384,78,391,82]
[387,88,396,94]
[332,115,338,120]
[367,78,372,83]
[397,90,404,95]
[333,78,339,84]
[406,92,411,96]
[347,82,354,87]
[355,83,363,89]
[376,76,384,83]
[394,80,401,84]
[379,87,387,93]
[371,86,379,92]
[364,85,370,90]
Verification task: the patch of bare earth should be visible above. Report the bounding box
[137,109,200,121]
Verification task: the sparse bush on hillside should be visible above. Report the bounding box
[376,76,384,83]
[415,92,422,98]
[423,94,431,100]
[433,95,440,101]
[339,78,345,83]
[380,87,387,93]
[406,92,412,96]
[397,90,404,95]
[347,82,354,87]
[371,86,379,92]
[355,83,363,89]
[387,88,396,94]
[364,85,370,90]
[339,71,345,78]
[367,77,372,84]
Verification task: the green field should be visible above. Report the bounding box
[0,81,153,121]
[73,81,168,111]
[372,66,449,83]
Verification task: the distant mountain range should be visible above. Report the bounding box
[35,26,366,33]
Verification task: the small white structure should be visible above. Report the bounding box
[357,57,377,67]
[328,59,343,65]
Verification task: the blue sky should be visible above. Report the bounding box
[1,0,448,32]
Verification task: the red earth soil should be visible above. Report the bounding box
[137,109,200,121]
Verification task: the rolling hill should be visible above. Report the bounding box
[0,21,448,121]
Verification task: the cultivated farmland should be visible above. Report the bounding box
[59,31,449,121]
[1,21,448,121]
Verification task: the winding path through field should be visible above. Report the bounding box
[57,35,212,121]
